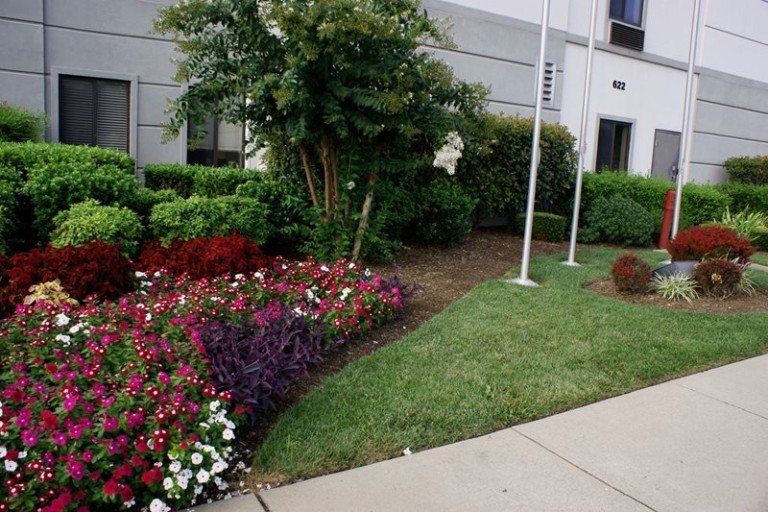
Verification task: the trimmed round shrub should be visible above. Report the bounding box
[138,233,270,280]
[142,163,198,197]
[611,253,651,293]
[236,179,313,254]
[131,187,181,221]
[149,195,269,245]
[516,212,567,242]
[51,200,143,256]
[580,194,654,247]
[411,180,476,245]
[2,241,134,308]
[24,161,140,240]
[0,101,45,142]
[694,258,743,297]
[668,225,755,262]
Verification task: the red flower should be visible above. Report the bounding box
[40,410,59,430]
[140,467,162,486]
[102,480,118,496]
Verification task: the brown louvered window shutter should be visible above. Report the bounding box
[59,75,129,152]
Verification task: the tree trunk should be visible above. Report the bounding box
[318,134,340,221]
[352,172,377,262]
[299,143,320,209]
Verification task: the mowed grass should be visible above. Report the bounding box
[251,248,768,483]
[751,251,768,267]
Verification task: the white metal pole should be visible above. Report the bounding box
[671,0,703,238]
[564,0,598,267]
[511,0,551,287]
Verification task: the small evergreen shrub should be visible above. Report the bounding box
[516,212,567,242]
[131,187,182,221]
[192,166,261,197]
[411,180,475,245]
[0,102,45,142]
[142,163,198,197]
[138,233,270,280]
[580,195,654,246]
[718,183,768,214]
[724,155,768,185]
[668,225,755,262]
[0,141,135,177]
[694,258,743,297]
[2,241,134,308]
[752,226,768,252]
[0,165,23,254]
[24,162,140,240]
[51,200,143,256]
[149,195,268,245]
[611,253,651,294]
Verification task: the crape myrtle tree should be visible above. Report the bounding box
[155,0,486,260]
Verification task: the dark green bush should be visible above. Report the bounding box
[456,113,577,220]
[717,183,768,214]
[24,162,140,241]
[724,156,768,185]
[0,142,134,178]
[752,226,768,252]
[581,172,730,236]
[150,195,269,245]
[0,102,45,143]
[411,180,475,245]
[580,194,654,247]
[192,166,261,197]
[131,187,182,221]
[143,163,198,197]
[236,179,313,254]
[516,212,567,242]
[51,200,143,257]
[0,166,23,254]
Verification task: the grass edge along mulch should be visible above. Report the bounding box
[249,248,768,486]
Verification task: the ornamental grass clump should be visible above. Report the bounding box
[651,274,699,303]
[611,253,651,294]
[694,258,743,298]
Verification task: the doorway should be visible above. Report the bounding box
[651,129,681,182]
[596,118,632,171]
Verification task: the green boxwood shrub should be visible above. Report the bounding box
[0,165,23,254]
[724,156,768,185]
[411,180,475,245]
[150,195,269,245]
[236,179,313,254]
[192,166,261,197]
[717,183,768,214]
[131,187,182,221]
[580,194,655,247]
[51,200,143,256]
[143,163,198,197]
[24,162,140,240]
[0,142,135,178]
[516,212,567,242]
[457,113,577,220]
[0,102,45,143]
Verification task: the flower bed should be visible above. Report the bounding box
[0,256,407,511]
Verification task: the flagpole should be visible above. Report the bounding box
[510,0,551,287]
[671,0,703,237]
[564,0,598,267]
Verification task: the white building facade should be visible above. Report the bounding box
[1,0,766,183]
[426,0,768,183]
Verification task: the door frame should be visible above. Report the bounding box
[593,114,636,172]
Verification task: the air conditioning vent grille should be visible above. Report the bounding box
[542,61,556,107]
[610,21,645,51]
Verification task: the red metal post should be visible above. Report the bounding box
[659,189,676,249]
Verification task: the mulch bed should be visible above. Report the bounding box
[241,230,566,447]
[587,278,768,314]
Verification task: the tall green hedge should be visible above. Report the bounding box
[0,142,135,178]
[717,183,768,214]
[456,113,577,220]
[0,165,23,254]
[0,103,45,143]
[724,156,768,185]
[144,163,260,197]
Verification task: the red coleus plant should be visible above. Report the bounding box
[139,233,270,281]
[668,225,755,262]
[611,253,651,294]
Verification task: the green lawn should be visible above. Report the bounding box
[251,248,768,483]
[752,252,768,267]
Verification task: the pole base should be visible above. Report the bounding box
[561,260,581,267]
[506,277,539,288]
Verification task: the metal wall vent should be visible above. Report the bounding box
[542,61,556,107]
[610,21,645,51]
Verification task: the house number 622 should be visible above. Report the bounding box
[612,80,626,90]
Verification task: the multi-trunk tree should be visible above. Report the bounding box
[155,0,485,260]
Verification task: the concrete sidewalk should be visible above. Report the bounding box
[254,354,768,512]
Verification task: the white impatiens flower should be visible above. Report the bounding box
[4,460,17,472]
[163,477,174,491]
[432,131,464,176]
[222,429,235,440]
[209,400,220,412]
[211,461,227,474]
[149,499,170,512]
[0,447,6,458]
[55,334,71,345]
[54,313,70,326]
[168,461,181,473]
[196,469,211,483]
[191,453,204,465]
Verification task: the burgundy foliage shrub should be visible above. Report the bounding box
[197,303,327,419]
[139,233,270,280]
[668,225,755,262]
[1,241,133,311]
[694,258,743,297]
[611,253,651,294]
